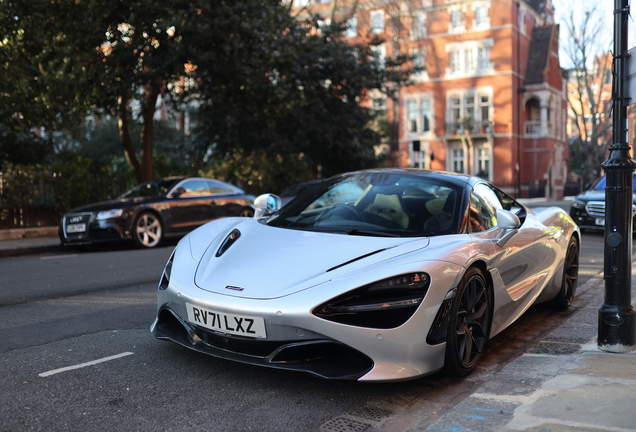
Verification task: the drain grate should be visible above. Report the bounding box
[348,406,392,422]
[319,417,371,432]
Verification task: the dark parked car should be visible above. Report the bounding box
[569,175,636,231]
[59,177,255,248]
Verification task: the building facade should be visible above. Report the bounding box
[292,0,569,199]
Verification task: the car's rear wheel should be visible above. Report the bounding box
[552,237,579,310]
[444,267,491,377]
[133,212,163,248]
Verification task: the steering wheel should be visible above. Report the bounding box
[330,204,364,222]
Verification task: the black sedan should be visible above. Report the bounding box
[59,177,255,248]
[569,175,636,231]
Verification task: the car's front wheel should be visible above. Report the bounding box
[552,237,579,310]
[444,267,491,377]
[133,212,163,248]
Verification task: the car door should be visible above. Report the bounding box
[468,183,550,331]
[167,179,218,234]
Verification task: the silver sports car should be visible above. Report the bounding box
[151,169,580,381]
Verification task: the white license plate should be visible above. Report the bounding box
[186,302,267,338]
[66,223,86,233]
[595,218,605,226]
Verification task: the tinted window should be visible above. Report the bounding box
[207,181,234,194]
[267,172,463,237]
[466,184,501,232]
[120,179,180,199]
[593,176,636,190]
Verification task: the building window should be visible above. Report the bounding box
[450,49,461,74]
[412,14,426,38]
[447,88,492,133]
[473,2,490,29]
[450,9,464,32]
[477,46,490,70]
[371,44,386,68]
[603,69,612,85]
[346,16,357,37]
[452,147,465,173]
[405,93,434,136]
[475,145,490,179]
[412,51,426,79]
[518,4,526,34]
[371,10,385,33]
[446,39,493,77]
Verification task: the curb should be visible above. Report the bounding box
[0,227,58,241]
[0,243,63,259]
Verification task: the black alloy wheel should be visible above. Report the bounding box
[444,267,491,377]
[133,211,163,248]
[553,237,579,310]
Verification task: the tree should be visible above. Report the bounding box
[561,2,613,185]
[1,0,197,182]
[190,2,412,191]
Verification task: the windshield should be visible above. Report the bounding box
[592,176,636,191]
[266,172,463,237]
[120,178,182,199]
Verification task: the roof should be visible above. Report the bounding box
[525,26,554,85]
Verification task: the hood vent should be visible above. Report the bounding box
[326,249,387,273]
[216,229,241,257]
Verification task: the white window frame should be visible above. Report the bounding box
[370,9,385,34]
[346,15,358,38]
[446,87,493,133]
[371,44,386,68]
[472,1,491,30]
[404,92,435,137]
[445,39,494,78]
[448,6,465,33]
[411,13,427,39]
[474,143,492,180]
[451,146,465,174]
[410,48,428,81]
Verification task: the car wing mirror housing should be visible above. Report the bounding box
[496,209,521,247]
[254,194,282,218]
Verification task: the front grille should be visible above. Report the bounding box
[586,201,605,218]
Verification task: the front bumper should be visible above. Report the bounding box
[151,308,373,380]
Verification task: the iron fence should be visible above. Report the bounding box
[0,164,136,229]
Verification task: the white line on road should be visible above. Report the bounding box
[38,352,134,377]
[41,254,78,260]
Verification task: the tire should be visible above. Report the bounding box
[552,237,579,310]
[239,207,255,218]
[133,212,163,248]
[444,267,491,377]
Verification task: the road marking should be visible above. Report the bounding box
[41,254,78,260]
[38,352,134,377]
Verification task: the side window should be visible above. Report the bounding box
[207,181,233,195]
[467,192,495,232]
[467,184,502,232]
[176,180,211,197]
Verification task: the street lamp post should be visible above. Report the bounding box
[598,0,636,352]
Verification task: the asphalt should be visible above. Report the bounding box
[2,227,636,431]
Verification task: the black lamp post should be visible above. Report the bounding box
[598,0,636,351]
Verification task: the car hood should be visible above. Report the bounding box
[193,219,430,300]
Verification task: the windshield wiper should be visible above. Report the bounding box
[346,228,401,237]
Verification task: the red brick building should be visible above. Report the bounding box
[292,0,569,199]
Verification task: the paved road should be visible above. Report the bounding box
[0,230,609,431]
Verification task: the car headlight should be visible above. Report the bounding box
[313,272,430,329]
[159,251,175,291]
[96,209,124,220]
[570,200,586,209]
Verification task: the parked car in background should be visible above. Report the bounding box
[569,175,636,232]
[152,169,579,381]
[59,177,255,248]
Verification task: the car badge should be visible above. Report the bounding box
[225,285,244,292]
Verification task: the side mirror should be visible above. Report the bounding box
[496,209,520,247]
[254,194,282,218]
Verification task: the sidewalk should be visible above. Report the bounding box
[0,227,62,258]
[322,264,636,432]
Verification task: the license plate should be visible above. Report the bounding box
[66,223,86,233]
[595,218,605,226]
[186,302,267,338]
